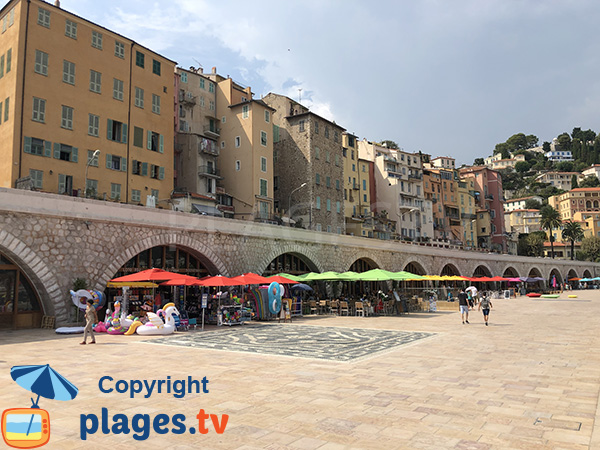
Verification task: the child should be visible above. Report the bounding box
[81,299,98,345]
[478,293,493,326]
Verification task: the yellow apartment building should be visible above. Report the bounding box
[0,0,175,204]
[205,69,275,222]
[458,178,477,247]
[549,187,600,221]
[504,209,542,235]
[343,133,373,237]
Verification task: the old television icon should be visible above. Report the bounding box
[1,408,50,449]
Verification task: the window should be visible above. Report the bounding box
[152,59,161,75]
[363,180,367,190]
[235,136,241,148]
[150,164,164,180]
[146,130,162,152]
[335,155,340,166]
[2,97,7,122]
[61,106,73,129]
[54,143,77,162]
[260,131,267,146]
[63,60,75,84]
[264,110,270,123]
[8,8,14,27]
[325,126,329,138]
[86,179,98,196]
[131,189,141,203]
[335,179,340,190]
[327,199,331,211]
[0,54,4,78]
[315,121,319,134]
[200,78,205,89]
[209,100,215,111]
[91,30,103,49]
[326,176,331,188]
[89,70,101,93]
[34,50,48,75]
[134,87,144,108]
[30,169,43,189]
[88,114,99,136]
[316,224,322,232]
[87,150,99,167]
[65,19,77,39]
[336,201,341,213]
[133,126,143,147]
[135,51,144,68]
[208,82,214,93]
[110,183,121,200]
[298,120,305,132]
[25,137,46,156]
[107,119,127,143]
[235,160,241,171]
[151,94,160,114]
[6,48,11,73]
[242,105,249,119]
[334,131,339,143]
[261,157,267,172]
[326,151,330,163]
[113,79,124,101]
[316,197,321,210]
[37,8,50,28]
[32,97,45,122]
[180,72,187,83]
[315,147,320,159]
[114,41,125,59]
[259,179,268,197]
[315,173,320,185]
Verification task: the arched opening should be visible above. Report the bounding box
[594,201,599,209]
[583,269,592,278]
[549,268,563,287]
[586,201,592,209]
[503,266,519,278]
[404,261,426,275]
[115,245,213,278]
[262,252,317,276]
[0,252,44,329]
[348,258,379,296]
[440,264,460,276]
[567,269,578,280]
[528,267,542,278]
[473,265,492,277]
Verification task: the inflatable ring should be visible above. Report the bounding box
[268,281,282,314]
[70,289,106,311]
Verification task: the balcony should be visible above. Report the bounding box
[485,194,494,200]
[203,125,220,139]
[408,173,423,180]
[199,142,219,157]
[461,213,477,220]
[179,91,196,106]
[198,166,221,178]
[351,213,365,222]
[352,182,360,190]
[254,213,282,225]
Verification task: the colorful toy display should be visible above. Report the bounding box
[268,282,282,314]
[70,289,105,311]
[126,302,179,335]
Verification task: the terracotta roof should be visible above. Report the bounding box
[571,187,600,192]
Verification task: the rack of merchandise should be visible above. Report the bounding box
[219,304,251,326]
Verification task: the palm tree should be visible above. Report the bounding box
[540,205,562,258]
[561,220,584,260]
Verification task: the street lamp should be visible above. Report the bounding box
[84,149,100,198]
[288,182,307,227]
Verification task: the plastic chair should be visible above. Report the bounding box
[355,301,364,317]
[339,301,349,316]
[188,318,197,330]
[309,301,318,315]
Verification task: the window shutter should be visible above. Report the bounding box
[159,134,164,153]
[122,123,128,144]
[106,154,112,169]
[132,159,138,174]
[71,147,78,163]
[141,162,148,176]
[120,157,127,172]
[147,131,152,150]
[23,136,31,154]
[53,143,60,159]
[58,174,65,194]
[44,141,52,157]
[107,119,113,140]
[158,166,165,180]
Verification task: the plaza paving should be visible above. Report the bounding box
[1,291,600,449]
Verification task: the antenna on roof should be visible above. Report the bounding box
[298,88,302,103]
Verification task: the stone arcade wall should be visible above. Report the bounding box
[0,188,596,325]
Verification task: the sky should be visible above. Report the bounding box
[65,0,600,165]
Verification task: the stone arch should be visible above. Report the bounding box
[98,232,229,288]
[256,244,323,276]
[567,269,578,280]
[548,268,563,285]
[404,261,427,275]
[502,266,519,278]
[0,229,60,320]
[583,269,592,278]
[528,267,543,278]
[473,264,492,277]
[440,263,461,276]
[348,257,379,273]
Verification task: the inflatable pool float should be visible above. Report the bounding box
[526,293,541,298]
[127,303,179,335]
[541,294,560,299]
[55,327,85,334]
[568,295,577,298]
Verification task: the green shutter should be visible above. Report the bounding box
[71,147,78,163]
[121,157,127,172]
[107,119,113,140]
[273,124,279,143]
[106,154,112,169]
[158,166,164,180]
[159,134,164,153]
[44,141,52,157]
[141,162,148,176]
[132,159,138,174]
[53,143,60,159]
[122,123,128,144]
[58,174,65,194]
[147,130,152,150]
[23,136,31,154]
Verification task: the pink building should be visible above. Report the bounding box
[459,166,506,252]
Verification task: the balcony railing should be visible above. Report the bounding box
[408,173,423,180]
[254,213,282,225]
[203,125,220,138]
[179,92,197,105]
[461,213,477,220]
[198,166,221,177]
[352,182,360,190]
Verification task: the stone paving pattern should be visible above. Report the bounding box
[1,292,600,449]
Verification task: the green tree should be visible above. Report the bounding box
[580,175,600,188]
[518,232,545,257]
[561,220,584,260]
[540,205,562,259]
[555,161,574,172]
[474,158,484,166]
[542,141,551,152]
[556,133,572,151]
[495,143,510,159]
[506,133,528,151]
[581,236,600,262]
[571,175,579,189]
[524,198,542,210]
[514,161,531,173]
[380,140,399,149]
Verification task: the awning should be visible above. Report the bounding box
[192,203,223,217]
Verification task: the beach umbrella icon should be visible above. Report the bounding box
[10,364,78,436]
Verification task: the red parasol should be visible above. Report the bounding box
[265,275,299,284]
[489,276,510,282]
[111,268,198,282]
[160,278,203,286]
[467,276,496,282]
[228,272,271,285]
[197,275,237,287]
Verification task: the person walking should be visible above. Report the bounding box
[81,299,98,345]
[458,288,469,324]
[478,292,493,326]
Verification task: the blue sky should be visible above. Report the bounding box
[66,0,600,165]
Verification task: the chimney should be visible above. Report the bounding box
[212,67,216,74]
[54,0,60,6]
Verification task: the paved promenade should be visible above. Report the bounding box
[1,290,600,449]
